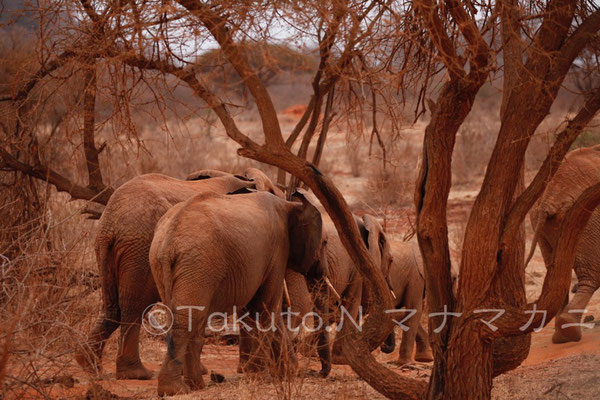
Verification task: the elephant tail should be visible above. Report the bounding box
[525,211,546,268]
[95,231,121,327]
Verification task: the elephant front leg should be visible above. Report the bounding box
[312,292,332,377]
[414,324,433,362]
[116,321,152,380]
[75,310,119,375]
[237,324,257,373]
[380,330,396,354]
[331,280,363,365]
[553,285,595,343]
[269,314,298,378]
[393,318,418,366]
[115,267,158,380]
[315,327,331,377]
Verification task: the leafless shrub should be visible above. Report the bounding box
[452,116,499,186]
[1,194,98,398]
[345,136,363,178]
[365,143,417,209]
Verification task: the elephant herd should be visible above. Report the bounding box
[74,167,431,395]
[75,145,600,396]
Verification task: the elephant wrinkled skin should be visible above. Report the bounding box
[75,169,276,379]
[149,191,324,396]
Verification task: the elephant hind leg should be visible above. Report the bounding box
[116,258,158,380]
[183,329,207,390]
[553,284,596,344]
[157,308,205,396]
[75,309,120,374]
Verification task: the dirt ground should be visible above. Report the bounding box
[15,188,600,400]
[9,118,600,399]
[18,294,600,400]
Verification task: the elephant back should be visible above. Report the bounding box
[541,145,600,217]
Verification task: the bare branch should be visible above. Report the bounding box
[176,0,285,148]
[500,86,600,249]
[414,0,465,80]
[82,66,106,192]
[553,9,600,79]
[495,182,600,336]
[445,0,492,70]
[0,147,112,204]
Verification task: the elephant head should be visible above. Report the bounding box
[287,192,326,280]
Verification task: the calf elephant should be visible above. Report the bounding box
[286,213,392,377]
[528,144,600,343]
[75,168,278,379]
[149,191,325,395]
[379,242,433,366]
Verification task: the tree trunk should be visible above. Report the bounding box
[445,321,493,399]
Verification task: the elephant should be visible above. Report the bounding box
[75,168,280,379]
[528,144,600,343]
[378,242,433,366]
[285,213,393,377]
[148,190,325,395]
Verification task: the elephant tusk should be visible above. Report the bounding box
[390,290,397,300]
[324,276,342,301]
[283,279,292,307]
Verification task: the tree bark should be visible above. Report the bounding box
[82,66,106,192]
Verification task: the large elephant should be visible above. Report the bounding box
[529,144,600,343]
[379,242,433,366]
[75,168,278,379]
[149,191,325,395]
[286,213,392,377]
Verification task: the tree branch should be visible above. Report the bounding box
[495,182,600,336]
[311,86,336,168]
[499,0,524,118]
[82,65,107,192]
[176,0,285,149]
[0,147,112,204]
[445,0,492,71]
[552,9,600,79]
[414,0,465,80]
[500,86,600,249]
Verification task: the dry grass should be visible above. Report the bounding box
[2,90,599,399]
[0,194,98,399]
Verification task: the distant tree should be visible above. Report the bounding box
[195,42,317,94]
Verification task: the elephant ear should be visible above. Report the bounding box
[362,214,392,276]
[355,215,370,248]
[362,214,383,256]
[245,168,285,198]
[288,192,323,276]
